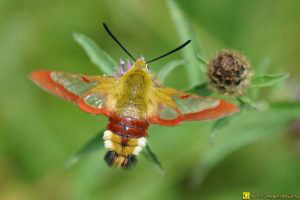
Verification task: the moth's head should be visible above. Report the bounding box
[133,57,151,73]
[102,22,191,78]
[113,57,149,79]
[133,57,147,69]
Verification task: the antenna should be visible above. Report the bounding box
[102,23,136,61]
[146,40,191,64]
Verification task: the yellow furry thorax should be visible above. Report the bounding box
[116,57,154,119]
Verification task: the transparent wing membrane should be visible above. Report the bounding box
[51,72,98,96]
[30,70,116,116]
[149,88,239,126]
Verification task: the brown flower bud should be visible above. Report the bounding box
[207,50,253,96]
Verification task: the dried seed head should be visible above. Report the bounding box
[207,50,253,96]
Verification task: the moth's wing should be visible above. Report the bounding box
[30,70,117,116]
[148,87,239,126]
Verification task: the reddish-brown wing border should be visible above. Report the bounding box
[149,96,239,126]
[29,70,110,116]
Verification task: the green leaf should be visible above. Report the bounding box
[190,117,289,186]
[73,32,117,75]
[269,101,300,111]
[210,117,231,144]
[250,57,272,99]
[166,0,205,86]
[255,57,271,75]
[157,60,185,84]
[190,109,296,187]
[196,54,208,72]
[237,96,258,110]
[142,142,165,176]
[269,102,300,119]
[186,82,212,96]
[64,130,104,169]
[251,73,289,88]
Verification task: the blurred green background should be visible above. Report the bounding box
[1,0,300,199]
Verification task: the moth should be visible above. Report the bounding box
[30,23,239,169]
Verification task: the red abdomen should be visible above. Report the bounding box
[107,114,149,138]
